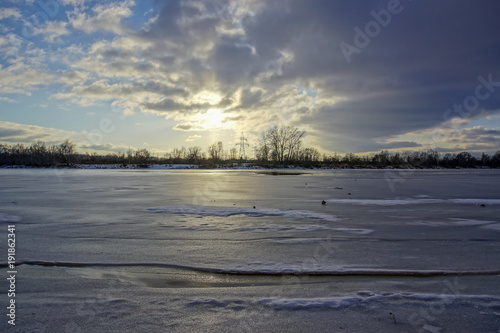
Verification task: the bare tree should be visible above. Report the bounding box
[208,141,224,164]
[229,147,238,161]
[135,148,151,167]
[126,148,134,165]
[172,147,186,163]
[262,125,305,164]
[301,147,320,162]
[57,140,76,166]
[187,146,202,164]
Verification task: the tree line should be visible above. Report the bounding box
[0,140,76,167]
[322,150,500,169]
[1,126,499,168]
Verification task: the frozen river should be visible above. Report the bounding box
[1,168,500,332]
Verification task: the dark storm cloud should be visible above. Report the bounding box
[237,0,500,151]
[212,40,256,85]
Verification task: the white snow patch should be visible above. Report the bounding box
[273,238,330,244]
[188,294,500,310]
[448,218,497,226]
[0,213,21,222]
[335,228,374,235]
[322,199,443,205]
[409,218,498,228]
[256,295,383,309]
[311,198,500,206]
[147,205,338,221]
[481,224,500,232]
[449,199,500,205]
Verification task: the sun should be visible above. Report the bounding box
[199,108,226,130]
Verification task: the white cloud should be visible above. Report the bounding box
[186,134,201,142]
[59,0,88,7]
[35,21,70,43]
[0,62,55,95]
[0,8,21,21]
[0,33,25,57]
[68,0,135,34]
[0,96,16,103]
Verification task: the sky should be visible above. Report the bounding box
[1,0,500,157]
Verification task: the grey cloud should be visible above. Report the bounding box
[379,141,422,150]
[80,144,115,151]
[237,0,500,152]
[173,124,192,131]
[145,98,182,112]
[0,128,28,138]
[212,41,256,85]
[239,88,263,108]
[172,123,204,131]
[144,98,215,113]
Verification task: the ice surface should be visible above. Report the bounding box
[253,293,500,310]
[409,218,500,228]
[482,223,500,232]
[1,168,500,332]
[315,198,500,205]
[147,204,339,221]
[0,213,20,222]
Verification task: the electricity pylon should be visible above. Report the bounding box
[236,132,249,161]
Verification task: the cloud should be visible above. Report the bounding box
[68,0,135,34]
[0,96,15,103]
[58,70,91,85]
[79,143,126,153]
[0,62,55,95]
[0,121,78,145]
[172,123,204,131]
[186,134,201,142]
[385,120,500,154]
[0,33,24,57]
[34,21,70,43]
[52,78,189,113]
[59,0,89,7]
[0,8,21,21]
